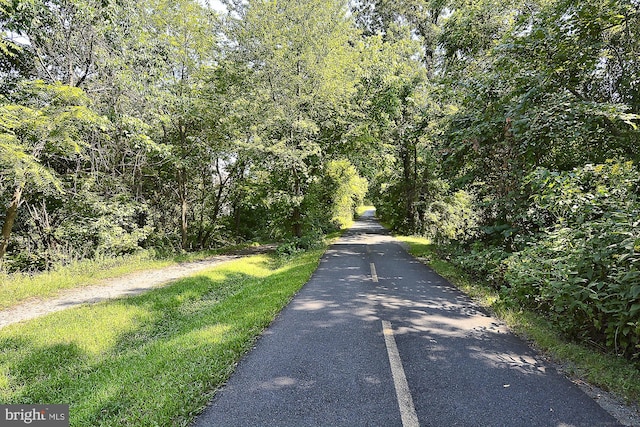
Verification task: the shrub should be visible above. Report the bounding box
[419,187,479,244]
[451,243,510,290]
[323,159,368,229]
[503,162,640,359]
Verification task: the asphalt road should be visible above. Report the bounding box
[193,210,621,427]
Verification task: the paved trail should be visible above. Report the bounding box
[194,211,622,427]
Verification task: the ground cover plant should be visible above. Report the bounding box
[0,250,322,426]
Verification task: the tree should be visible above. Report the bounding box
[136,0,218,250]
[424,0,640,359]
[0,0,121,87]
[321,159,368,229]
[353,3,449,234]
[225,0,360,238]
[352,0,447,69]
[423,0,639,233]
[0,81,103,260]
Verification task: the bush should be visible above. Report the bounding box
[376,174,479,243]
[451,243,510,289]
[503,162,640,359]
[276,230,325,258]
[322,159,368,229]
[419,187,479,244]
[55,192,154,258]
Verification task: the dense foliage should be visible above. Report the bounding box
[503,162,640,358]
[1,0,639,359]
[353,0,640,360]
[1,0,369,269]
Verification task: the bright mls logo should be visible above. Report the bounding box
[1,405,69,426]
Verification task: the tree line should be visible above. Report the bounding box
[1,0,369,268]
[2,0,639,359]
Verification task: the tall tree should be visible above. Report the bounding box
[137,0,218,249]
[440,0,639,235]
[0,81,103,260]
[352,0,447,69]
[226,0,360,238]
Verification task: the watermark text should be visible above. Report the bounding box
[1,405,68,426]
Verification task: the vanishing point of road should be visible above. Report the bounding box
[194,210,621,427]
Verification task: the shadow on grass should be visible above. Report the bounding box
[0,253,321,426]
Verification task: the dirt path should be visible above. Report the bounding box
[0,254,246,330]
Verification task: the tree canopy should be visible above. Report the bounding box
[1,0,639,358]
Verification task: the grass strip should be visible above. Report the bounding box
[396,235,640,406]
[0,245,257,311]
[0,250,323,426]
[0,251,171,310]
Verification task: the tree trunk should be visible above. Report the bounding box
[399,124,416,232]
[292,168,303,238]
[292,206,303,238]
[0,185,24,259]
[234,204,242,236]
[177,167,189,250]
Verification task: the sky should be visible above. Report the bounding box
[4,0,229,47]
[204,0,228,13]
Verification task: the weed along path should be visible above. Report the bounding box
[0,255,244,329]
[194,210,622,427]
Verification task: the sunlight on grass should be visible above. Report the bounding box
[0,251,171,310]
[0,244,261,311]
[397,235,500,307]
[0,250,324,426]
[11,305,152,356]
[185,324,233,345]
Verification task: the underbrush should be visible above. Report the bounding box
[275,205,373,259]
[450,162,640,360]
[397,162,640,362]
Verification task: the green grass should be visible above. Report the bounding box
[0,250,323,426]
[396,234,640,406]
[0,251,171,310]
[0,244,258,311]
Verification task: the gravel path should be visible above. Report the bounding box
[0,255,243,329]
